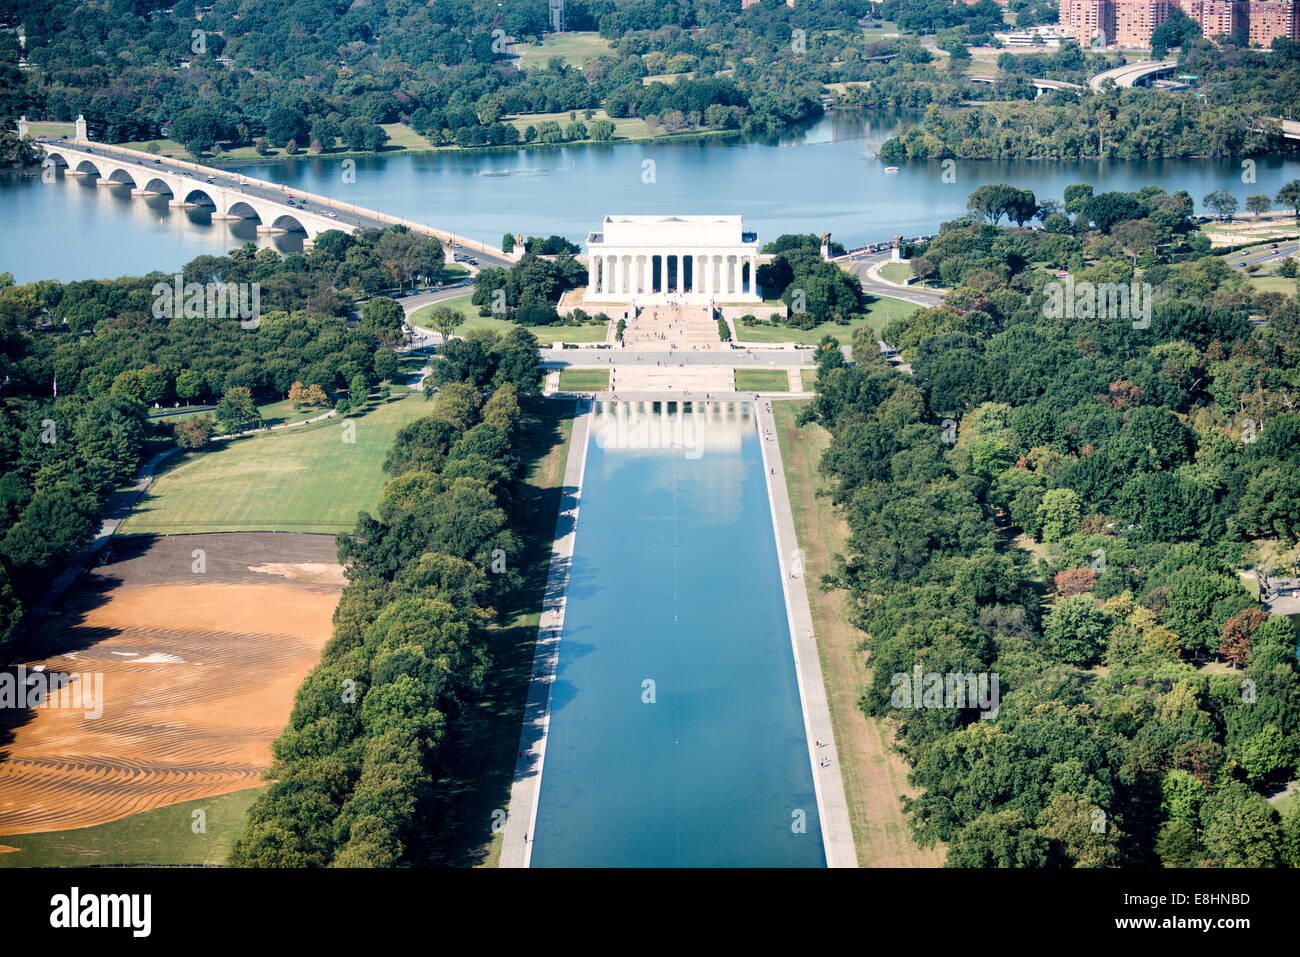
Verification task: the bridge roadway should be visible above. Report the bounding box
[1088,58,1179,91]
[35,138,514,267]
[967,73,1082,92]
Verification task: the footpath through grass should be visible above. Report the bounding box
[772,400,944,867]
[415,397,577,866]
[0,788,262,866]
[119,395,430,535]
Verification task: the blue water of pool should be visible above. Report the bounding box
[530,401,825,867]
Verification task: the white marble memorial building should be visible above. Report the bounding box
[584,215,762,305]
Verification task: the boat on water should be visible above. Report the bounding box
[884,166,899,173]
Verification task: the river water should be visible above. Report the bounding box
[4,111,1299,283]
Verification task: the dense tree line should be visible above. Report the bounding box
[0,225,447,646]
[879,37,1300,161]
[0,0,887,156]
[804,183,1300,866]
[756,234,866,328]
[230,341,543,866]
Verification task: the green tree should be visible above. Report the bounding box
[215,386,263,434]
[1044,594,1110,666]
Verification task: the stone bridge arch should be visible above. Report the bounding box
[71,157,104,177]
[103,165,139,187]
[179,188,218,209]
[267,212,308,234]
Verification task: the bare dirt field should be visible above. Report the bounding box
[0,532,342,837]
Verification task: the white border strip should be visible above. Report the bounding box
[499,398,594,868]
[756,399,858,867]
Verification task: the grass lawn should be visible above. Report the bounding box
[119,394,430,535]
[416,397,576,866]
[1245,273,1298,295]
[0,788,262,867]
[734,369,789,392]
[147,397,327,427]
[512,31,613,70]
[410,296,608,345]
[773,400,944,867]
[801,367,818,391]
[503,108,651,141]
[735,295,918,345]
[878,262,915,284]
[558,368,610,391]
[26,121,76,138]
[255,397,326,428]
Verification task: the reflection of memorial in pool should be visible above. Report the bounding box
[531,400,825,867]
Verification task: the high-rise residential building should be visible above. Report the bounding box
[1247,0,1300,44]
[1176,0,1247,38]
[1114,0,1170,44]
[1059,0,1115,44]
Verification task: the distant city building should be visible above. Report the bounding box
[995,25,1067,44]
[1060,0,1298,46]
[1176,0,1245,38]
[1247,0,1300,43]
[1114,0,1170,45]
[1059,0,1114,45]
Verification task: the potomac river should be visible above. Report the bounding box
[3,111,1300,283]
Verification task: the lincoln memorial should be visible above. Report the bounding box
[584,215,762,305]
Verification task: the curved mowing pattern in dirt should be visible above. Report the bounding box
[0,533,342,838]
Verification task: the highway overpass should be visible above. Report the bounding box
[967,74,1083,92]
[1088,59,1179,91]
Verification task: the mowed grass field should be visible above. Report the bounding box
[558,368,610,391]
[735,295,918,345]
[773,400,943,867]
[119,395,431,535]
[512,31,613,70]
[410,295,609,345]
[0,788,262,867]
[734,369,789,391]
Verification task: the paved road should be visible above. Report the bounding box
[1088,59,1178,91]
[848,251,945,308]
[544,349,813,368]
[1226,241,1299,269]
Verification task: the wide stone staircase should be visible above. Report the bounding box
[621,304,728,353]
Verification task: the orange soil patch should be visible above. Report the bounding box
[0,581,340,836]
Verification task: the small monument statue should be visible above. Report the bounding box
[75,114,88,143]
[16,115,28,138]
[820,231,831,261]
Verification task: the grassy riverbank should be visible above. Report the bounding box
[772,399,943,867]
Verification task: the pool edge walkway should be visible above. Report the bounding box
[500,397,594,868]
[756,399,858,868]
